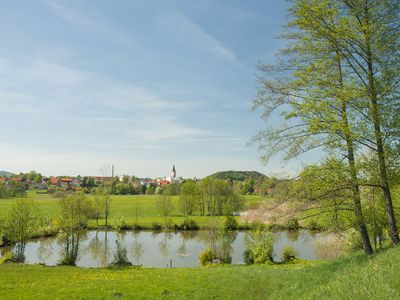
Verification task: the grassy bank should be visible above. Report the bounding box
[0,246,399,299]
[0,192,269,231]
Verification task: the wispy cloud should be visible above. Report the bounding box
[43,0,135,48]
[157,14,236,62]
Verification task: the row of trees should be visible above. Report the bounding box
[254,0,400,254]
[179,178,244,217]
[0,181,26,199]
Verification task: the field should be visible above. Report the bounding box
[0,192,269,229]
[0,245,399,299]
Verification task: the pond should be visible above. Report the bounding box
[0,230,343,268]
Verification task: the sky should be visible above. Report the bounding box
[0,0,321,178]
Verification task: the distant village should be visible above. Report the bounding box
[0,165,193,194]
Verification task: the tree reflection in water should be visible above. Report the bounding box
[132,231,145,266]
[177,231,197,257]
[37,238,54,263]
[158,231,173,257]
[199,219,237,263]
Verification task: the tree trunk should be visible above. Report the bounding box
[337,55,373,254]
[363,4,399,245]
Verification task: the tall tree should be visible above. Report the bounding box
[253,0,375,253]
[288,0,400,245]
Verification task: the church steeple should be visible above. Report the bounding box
[171,165,176,178]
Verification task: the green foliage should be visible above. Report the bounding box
[175,219,199,230]
[110,240,131,267]
[0,181,27,199]
[286,219,300,231]
[343,228,363,252]
[1,247,400,299]
[207,171,267,182]
[282,246,296,262]
[157,194,174,219]
[114,217,127,232]
[223,216,238,231]
[244,229,275,264]
[242,249,254,265]
[179,181,200,216]
[58,193,91,265]
[2,199,38,262]
[198,248,216,266]
[241,178,255,195]
[151,222,162,231]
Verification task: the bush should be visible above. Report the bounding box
[343,228,363,252]
[223,216,238,231]
[243,249,254,265]
[151,222,162,231]
[244,230,275,264]
[199,249,216,266]
[286,218,300,230]
[308,220,321,231]
[174,219,199,230]
[110,240,131,267]
[282,246,296,262]
[114,217,127,232]
[0,252,14,265]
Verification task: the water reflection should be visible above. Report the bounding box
[131,232,145,266]
[0,229,343,268]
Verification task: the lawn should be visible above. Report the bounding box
[0,246,399,299]
[0,192,271,229]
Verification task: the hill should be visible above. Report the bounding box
[0,171,14,177]
[207,170,267,182]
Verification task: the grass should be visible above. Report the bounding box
[0,192,272,230]
[0,246,399,299]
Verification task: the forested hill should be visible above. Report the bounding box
[206,171,267,182]
[0,171,14,177]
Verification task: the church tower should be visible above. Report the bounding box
[171,165,176,178]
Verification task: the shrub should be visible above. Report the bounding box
[199,249,216,266]
[244,229,275,264]
[282,246,296,262]
[151,222,162,231]
[0,252,13,265]
[110,240,131,267]
[308,220,321,231]
[223,216,238,231]
[343,228,363,252]
[286,218,300,230]
[114,217,127,232]
[174,219,199,231]
[243,249,254,265]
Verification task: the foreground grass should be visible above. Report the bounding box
[0,247,399,299]
[0,192,271,230]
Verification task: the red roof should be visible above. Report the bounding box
[50,178,59,184]
[60,178,73,182]
[0,177,6,182]
[158,180,170,185]
[10,177,23,182]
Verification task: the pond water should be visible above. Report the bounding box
[0,230,343,268]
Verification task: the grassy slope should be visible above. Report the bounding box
[0,247,399,299]
[0,192,269,229]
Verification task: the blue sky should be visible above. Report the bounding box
[0,0,320,178]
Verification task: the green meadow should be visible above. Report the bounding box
[0,192,268,229]
[1,246,399,299]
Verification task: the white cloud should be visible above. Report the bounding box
[157,14,236,62]
[43,0,135,48]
